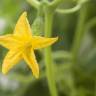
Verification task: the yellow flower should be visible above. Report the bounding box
[0,12,58,78]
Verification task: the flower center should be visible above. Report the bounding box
[25,41,32,48]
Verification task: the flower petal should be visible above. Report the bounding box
[0,34,20,49]
[14,12,32,40]
[2,50,22,74]
[23,49,39,78]
[32,36,58,49]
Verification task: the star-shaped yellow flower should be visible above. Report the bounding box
[0,12,58,78]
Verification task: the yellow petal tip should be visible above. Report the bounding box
[33,69,39,79]
[35,74,39,79]
[55,37,58,41]
[51,37,58,44]
[2,68,7,75]
[20,11,27,18]
[22,11,27,16]
[2,63,9,75]
[34,71,39,79]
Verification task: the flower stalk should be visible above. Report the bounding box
[44,10,58,96]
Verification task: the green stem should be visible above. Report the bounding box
[27,0,40,9]
[72,3,88,64]
[70,2,88,96]
[56,3,81,14]
[95,81,96,96]
[49,0,64,10]
[44,11,58,96]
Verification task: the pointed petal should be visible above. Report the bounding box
[0,34,20,49]
[23,49,39,78]
[14,12,32,40]
[32,36,58,49]
[2,50,22,74]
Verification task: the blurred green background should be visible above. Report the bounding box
[0,0,96,96]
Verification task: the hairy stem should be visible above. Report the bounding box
[27,0,40,9]
[70,2,89,96]
[44,11,58,96]
[72,3,88,64]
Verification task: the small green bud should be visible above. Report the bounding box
[32,16,44,36]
